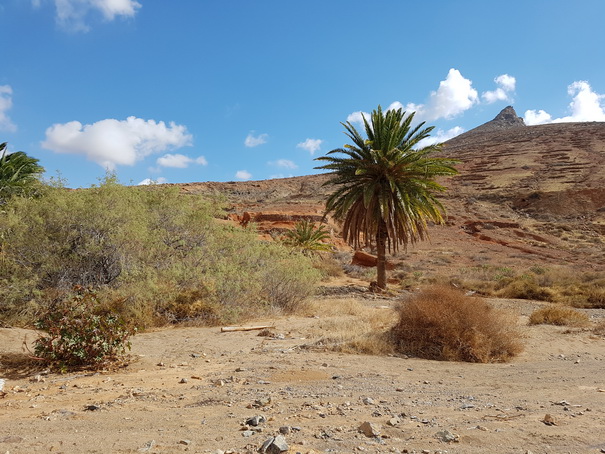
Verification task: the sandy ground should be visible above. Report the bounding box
[1,296,605,454]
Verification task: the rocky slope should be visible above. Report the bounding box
[172,107,605,274]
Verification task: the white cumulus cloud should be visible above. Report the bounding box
[416,126,465,148]
[157,153,207,168]
[482,74,516,104]
[524,80,605,125]
[35,0,141,32]
[138,177,168,186]
[235,170,252,180]
[524,109,552,126]
[0,85,17,132]
[42,116,193,170]
[244,132,268,147]
[269,159,297,169]
[418,68,479,121]
[347,68,480,128]
[296,138,323,155]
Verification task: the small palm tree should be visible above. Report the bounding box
[315,106,458,289]
[282,220,332,257]
[0,142,44,203]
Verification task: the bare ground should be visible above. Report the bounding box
[2,295,605,454]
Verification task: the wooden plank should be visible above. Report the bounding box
[220,325,273,333]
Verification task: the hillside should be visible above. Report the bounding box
[172,107,605,277]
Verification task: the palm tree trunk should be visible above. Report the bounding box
[376,220,388,289]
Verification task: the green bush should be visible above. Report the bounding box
[0,177,320,327]
[33,287,135,371]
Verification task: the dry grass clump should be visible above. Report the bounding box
[528,306,590,327]
[592,320,605,337]
[304,298,396,355]
[391,286,523,363]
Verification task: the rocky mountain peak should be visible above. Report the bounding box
[492,106,526,127]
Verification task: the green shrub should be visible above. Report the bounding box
[391,286,523,363]
[282,220,332,257]
[33,288,135,371]
[0,177,320,327]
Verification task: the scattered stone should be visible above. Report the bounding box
[253,397,272,407]
[387,416,401,426]
[179,378,188,384]
[258,435,288,453]
[435,429,459,443]
[137,440,156,452]
[278,426,290,434]
[246,415,266,427]
[178,439,191,445]
[84,404,101,411]
[235,367,247,372]
[242,430,255,438]
[362,397,374,405]
[359,421,381,437]
[30,375,45,383]
[0,436,24,443]
[542,414,557,426]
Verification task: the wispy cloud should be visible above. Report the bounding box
[296,138,322,155]
[42,116,192,170]
[0,85,17,132]
[482,74,516,104]
[244,132,268,147]
[524,81,605,125]
[34,0,141,32]
[269,159,297,169]
[156,153,207,168]
[235,170,252,180]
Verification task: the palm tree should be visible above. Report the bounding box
[282,219,333,257]
[0,142,44,203]
[315,106,458,289]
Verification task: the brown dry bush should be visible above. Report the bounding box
[529,306,590,327]
[391,286,523,363]
[592,320,605,337]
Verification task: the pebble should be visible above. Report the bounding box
[179,378,188,384]
[387,417,401,426]
[178,439,191,445]
[542,414,557,426]
[359,421,381,437]
[245,415,266,426]
[258,435,288,453]
[362,397,374,405]
[435,429,459,443]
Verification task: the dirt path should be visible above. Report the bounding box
[1,297,605,454]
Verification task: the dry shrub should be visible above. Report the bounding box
[529,306,590,327]
[312,255,344,279]
[304,298,396,355]
[496,278,557,302]
[391,286,523,363]
[592,320,605,337]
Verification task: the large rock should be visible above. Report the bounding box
[351,251,395,270]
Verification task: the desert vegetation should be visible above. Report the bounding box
[391,286,523,363]
[449,263,605,308]
[0,176,320,332]
[315,105,458,289]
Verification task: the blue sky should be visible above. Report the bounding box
[2,0,605,188]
